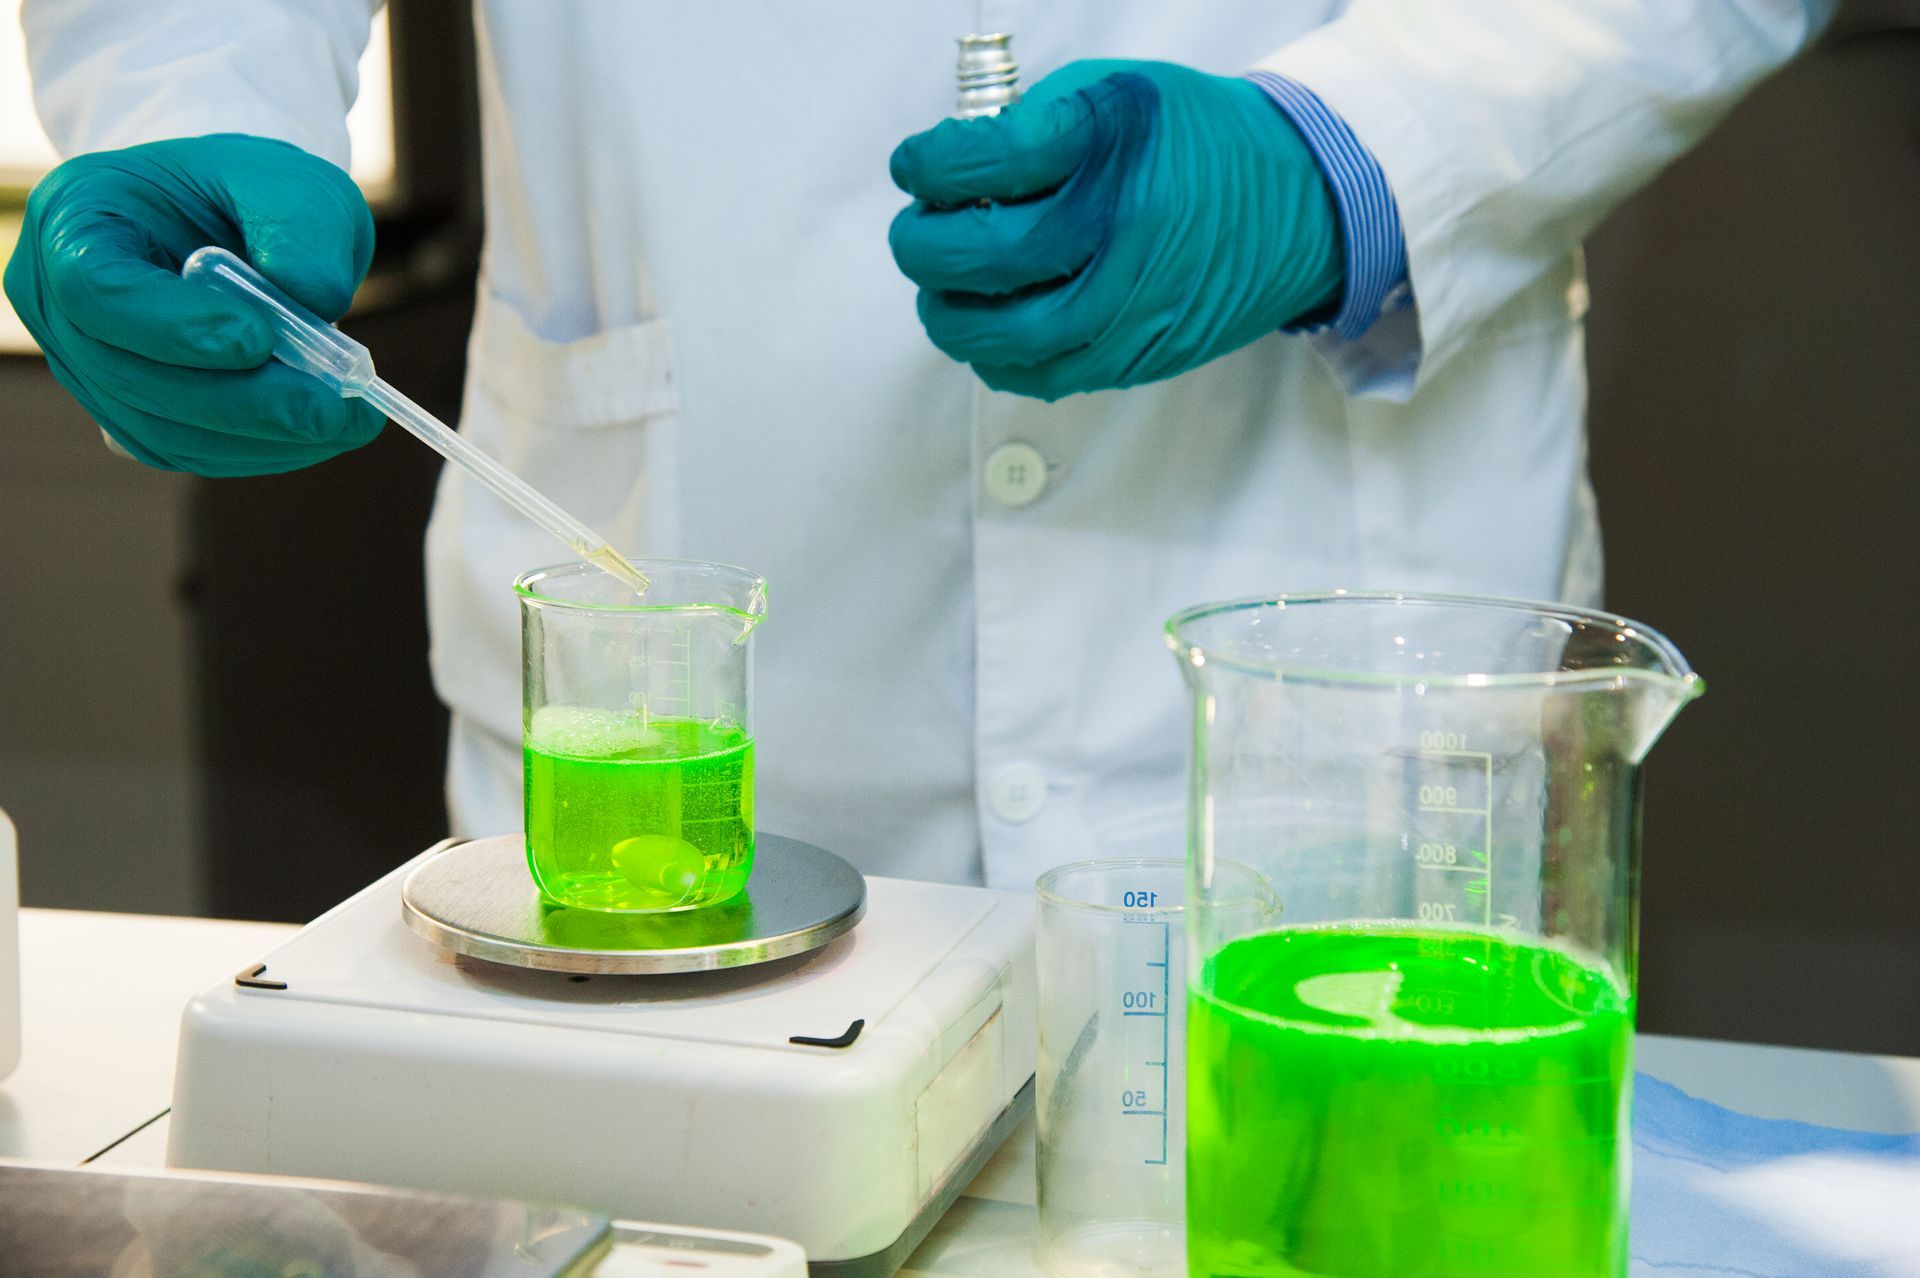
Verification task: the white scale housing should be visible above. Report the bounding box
[169,845,1036,1274]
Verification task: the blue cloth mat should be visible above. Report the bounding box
[1632,1072,1920,1277]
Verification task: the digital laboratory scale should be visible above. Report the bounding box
[169,835,1037,1276]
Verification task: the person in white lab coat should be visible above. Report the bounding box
[6,3,1834,890]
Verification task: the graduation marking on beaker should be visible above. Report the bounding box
[1118,910,1174,1167]
[1414,742,1494,927]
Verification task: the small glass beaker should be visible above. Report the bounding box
[516,560,767,913]
[1168,593,1701,1278]
[1034,858,1274,1278]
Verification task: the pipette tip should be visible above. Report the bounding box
[582,545,652,596]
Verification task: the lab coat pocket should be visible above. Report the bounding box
[424,288,681,749]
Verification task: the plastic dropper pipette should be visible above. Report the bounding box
[180,247,651,597]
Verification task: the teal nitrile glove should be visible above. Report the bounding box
[3,134,383,476]
[889,61,1344,401]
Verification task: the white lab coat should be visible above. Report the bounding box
[26,0,1831,890]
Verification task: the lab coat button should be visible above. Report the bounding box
[988,763,1047,823]
[984,442,1048,508]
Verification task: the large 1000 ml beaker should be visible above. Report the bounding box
[1168,594,1700,1278]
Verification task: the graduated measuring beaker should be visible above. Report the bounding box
[516,560,767,913]
[1167,594,1701,1278]
[1035,859,1274,1278]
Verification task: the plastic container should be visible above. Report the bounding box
[1034,858,1272,1277]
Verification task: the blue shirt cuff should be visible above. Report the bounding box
[1245,70,1410,344]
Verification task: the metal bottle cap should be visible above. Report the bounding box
[956,33,1020,118]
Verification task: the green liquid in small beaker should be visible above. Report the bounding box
[524,712,754,912]
[1188,927,1632,1278]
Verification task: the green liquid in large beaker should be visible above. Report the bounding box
[524,712,754,913]
[1188,927,1632,1278]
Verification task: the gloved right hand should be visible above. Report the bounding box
[3,133,384,476]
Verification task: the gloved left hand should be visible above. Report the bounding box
[889,60,1344,401]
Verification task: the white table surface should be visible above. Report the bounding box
[1,908,294,1166]
[7,907,1918,1276]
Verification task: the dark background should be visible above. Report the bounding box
[0,11,1914,1055]
[1582,14,1920,1051]
[1585,20,1920,1055]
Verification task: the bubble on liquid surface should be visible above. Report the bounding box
[610,834,705,901]
[528,706,669,758]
